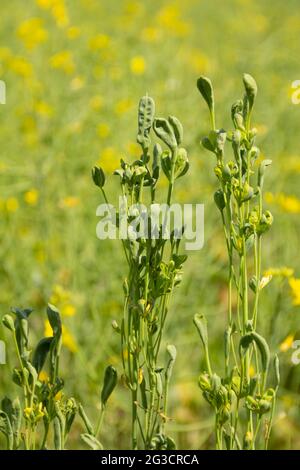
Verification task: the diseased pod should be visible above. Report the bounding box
[93,95,189,449]
[195,74,279,450]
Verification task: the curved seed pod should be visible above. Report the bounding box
[2,314,15,332]
[81,433,103,450]
[168,116,183,146]
[0,411,13,450]
[243,73,258,111]
[100,365,118,406]
[53,416,62,450]
[193,314,208,349]
[153,118,177,150]
[137,95,155,149]
[78,403,94,435]
[92,166,105,188]
[32,337,53,374]
[174,147,189,179]
[197,76,214,114]
[165,344,177,383]
[274,354,280,389]
[251,331,270,374]
[47,304,62,337]
[258,159,272,189]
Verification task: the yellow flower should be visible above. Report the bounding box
[6,197,19,213]
[265,192,300,214]
[157,5,190,37]
[89,95,103,110]
[17,18,48,49]
[24,188,39,206]
[97,147,120,173]
[249,365,256,378]
[141,27,161,43]
[130,56,146,75]
[35,101,53,117]
[38,370,49,382]
[70,76,85,91]
[89,34,110,50]
[8,56,33,78]
[61,304,76,317]
[114,98,134,115]
[264,267,294,278]
[97,123,110,139]
[289,278,300,306]
[59,196,80,208]
[126,142,141,157]
[280,334,294,352]
[50,51,75,74]
[67,26,81,39]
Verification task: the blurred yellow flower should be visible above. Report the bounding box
[8,56,33,78]
[17,18,48,49]
[141,27,161,43]
[6,197,19,213]
[62,304,76,316]
[114,98,134,115]
[67,26,81,39]
[157,5,190,37]
[265,192,300,214]
[289,278,300,306]
[35,101,53,117]
[280,334,294,352]
[50,51,75,74]
[59,196,80,208]
[264,267,294,278]
[126,142,140,157]
[89,95,103,110]
[130,56,146,75]
[89,34,110,50]
[98,147,120,173]
[97,123,110,139]
[24,188,39,206]
[70,76,85,91]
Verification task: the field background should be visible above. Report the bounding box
[1,0,300,449]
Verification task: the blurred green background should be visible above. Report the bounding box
[1,0,300,449]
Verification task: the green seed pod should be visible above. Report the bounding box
[249,275,258,293]
[165,344,177,383]
[251,331,270,374]
[53,416,62,450]
[197,76,214,115]
[243,73,258,111]
[100,365,118,406]
[258,399,271,414]
[153,117,177,150]
[78,403,94,435]
[214,189,226,211]
[47,304,62,337]
[137,95,155,149]
[198,373,211,392]
[174,147,189,179]
[2,314,15,332]
[258,159,272,189]
[201,136,215,153]
[81,433,103,450]
[193,314,208,349]
[168,115,183,145]
[32,337,53,374]
[92,166,105,188]
[274,355,280,389]
[243,431,253,450]
[246,395,259,412]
